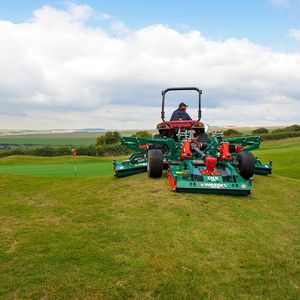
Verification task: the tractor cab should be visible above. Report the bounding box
[156,87,207,141]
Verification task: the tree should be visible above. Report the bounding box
[96,135,106,146]
[96,131,121,146]
[252,127,269,134]
[273,124,300,133]
[223,129,242,136]
[285,124,300,131]
[131,131,153,138]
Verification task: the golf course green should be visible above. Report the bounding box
[0,156,116,177]
[0,138,299,299]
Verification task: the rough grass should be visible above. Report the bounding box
[0,139,299,299]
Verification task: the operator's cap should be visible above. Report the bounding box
[179,102,188,108]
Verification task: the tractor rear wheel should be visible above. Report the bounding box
[237,152,255,180]
[147,149,163,178]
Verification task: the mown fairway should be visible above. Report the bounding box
[0,138,299,299]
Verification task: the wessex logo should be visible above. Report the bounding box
[200,183,227,188]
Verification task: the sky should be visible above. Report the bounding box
[0,0,300,129]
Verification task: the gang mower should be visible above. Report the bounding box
[113,87,272,195]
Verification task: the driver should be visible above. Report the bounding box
[170,102,192,120]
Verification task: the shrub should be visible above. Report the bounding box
[31,146,71,157]
[260,131,300,141]
[252,127,269,134]
[96,135,106,146]
[0,144,132,158]
[273,124,300,133]
[223,129,242,136]
[76,145,97,156]
[287,124,300,131]
[96,144,131,156]
[96,131,121,145]
[131,131,153,138]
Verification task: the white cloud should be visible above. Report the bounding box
[111,20,130,34]
[0,3,299,130]
[289,28,300,41]
[269,0,290,5]
[97,12,112,20]
[268,0,300,6]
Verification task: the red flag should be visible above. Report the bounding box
[72,150,77,157]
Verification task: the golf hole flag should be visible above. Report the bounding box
[72,149,77,176]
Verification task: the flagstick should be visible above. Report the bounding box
[72,149,77,176]
[74,156,77,176]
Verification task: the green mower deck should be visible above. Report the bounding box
[113,134,272,195]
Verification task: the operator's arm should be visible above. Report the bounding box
[170,110,176,121]
[185,112,192,120]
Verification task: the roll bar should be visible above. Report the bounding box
[161,87,202,122]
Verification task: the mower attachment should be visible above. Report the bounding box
[113,153,147,178]
[113,133,272,195]
[254,158,273,175]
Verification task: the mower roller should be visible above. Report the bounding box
[113,87,272,195]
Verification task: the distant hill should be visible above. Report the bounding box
[76,128,106,132]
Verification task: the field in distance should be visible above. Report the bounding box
[0,130,138,146]
[0,125,288,146]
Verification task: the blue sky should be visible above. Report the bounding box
[0,0,299,129]
[1,0,300,51]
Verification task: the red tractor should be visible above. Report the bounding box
[155,87,207,142]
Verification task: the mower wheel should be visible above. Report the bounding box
[237,152,255,180]
[147,149,163,178]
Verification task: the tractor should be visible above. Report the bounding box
[113,87,272,195]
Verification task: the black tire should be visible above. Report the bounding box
[147,149,163,178]
[237,152,255,180]
[154,134,163,139]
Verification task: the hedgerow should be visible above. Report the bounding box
[0,144,132,158]
[259,131,300,140]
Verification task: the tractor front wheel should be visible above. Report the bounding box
[237,152,255,180]
[147,149,163,178]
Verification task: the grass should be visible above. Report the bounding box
[253,137,300,179]
[0,138,299,299]
[0,156,116,177]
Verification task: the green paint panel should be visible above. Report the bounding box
[170,164,251,195]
